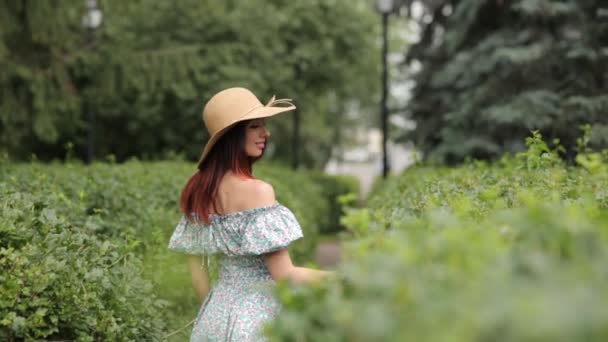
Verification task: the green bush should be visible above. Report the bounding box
[309,172,360,234]
[268,136,608,341]
[0,160,335,340]
[0,175,166,341]
[271,198,608,341]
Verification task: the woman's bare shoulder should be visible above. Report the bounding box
[227,177,276,209]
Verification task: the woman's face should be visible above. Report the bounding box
[244,119,271,157]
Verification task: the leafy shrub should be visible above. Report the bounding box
[271,198,608,341]
[0,180,165,341]
[0,160,341,340]
[268,135,608,341]
[309,172,360,234]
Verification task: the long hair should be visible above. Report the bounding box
[179,120,262,223]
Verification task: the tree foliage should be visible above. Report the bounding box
[0,0,380,167]
[395,0,608,163]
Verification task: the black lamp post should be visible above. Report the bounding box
[83,0,103,164]
[376,0,393,178]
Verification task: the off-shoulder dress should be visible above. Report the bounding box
[168,203,303,341]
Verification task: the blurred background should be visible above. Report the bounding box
[1,0,607,189]
[2,1,608,340]
[1,0,379,171]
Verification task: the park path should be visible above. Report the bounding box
[314,240,342,268]
[316,144,415,267]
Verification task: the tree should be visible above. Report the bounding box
[395,0,608,163]
[0,0,85,159]
[0,0,380,168]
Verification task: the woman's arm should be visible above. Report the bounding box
[187,256,210,302]
[247,179,333,284]
[263,249,333,285]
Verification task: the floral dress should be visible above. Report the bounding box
[168,203,303,341]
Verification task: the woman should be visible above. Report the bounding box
[168,87,332,341]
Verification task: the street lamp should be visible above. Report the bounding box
[83,0,103,164]
[375,0,393,178]
[83,0,103,29]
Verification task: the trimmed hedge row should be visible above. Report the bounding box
[269,135,608,341]
[0,160,358,341]
[0,163,169,341]
[309,172,361,234]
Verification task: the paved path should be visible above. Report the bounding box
[316,145,415,268]
[314,240,342,268]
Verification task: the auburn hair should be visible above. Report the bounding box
[179,120,262,223]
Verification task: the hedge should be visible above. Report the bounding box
[268,133,608,341]
[0,159,353,340]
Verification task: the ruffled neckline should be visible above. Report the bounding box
[209,202,282,221]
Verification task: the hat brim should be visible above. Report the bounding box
[197,104,296,168]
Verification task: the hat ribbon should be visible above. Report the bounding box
[265,95,294,107]
[236,95,295,121]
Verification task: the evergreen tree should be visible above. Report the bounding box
[397,0,608,163]
[0,0,86,159]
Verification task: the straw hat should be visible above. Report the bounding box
[197,87,296,167]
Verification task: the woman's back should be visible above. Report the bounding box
[169,176,304,341]
[211,172,276,217]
